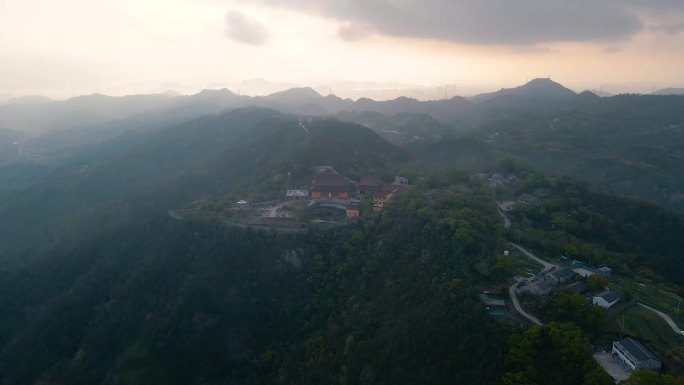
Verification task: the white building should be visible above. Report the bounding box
[612,337,662,372]
[593,290,621,309]
[286,187,309,199]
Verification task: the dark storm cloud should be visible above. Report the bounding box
[250,0,684,45]
[224,11,270,45]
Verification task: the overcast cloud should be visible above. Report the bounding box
[224,11,270,45]
[623,0,684,13]
[1,0,683,98]
[650,22,684,35]
[251,0,684,45]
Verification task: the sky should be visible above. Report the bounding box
[1,0,684,99]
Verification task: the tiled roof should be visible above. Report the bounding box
[312,174,352,188]
[597,290,621,303]
[565,281,588,293]
[359,176,385,187]
[549,267,574,280]
[535,282,553,291]
[617,338,658,363]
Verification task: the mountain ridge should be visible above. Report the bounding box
[652,87,684,96]
[469,78,577,103]
[7,78,679,134]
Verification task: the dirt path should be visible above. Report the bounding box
[506,243,557,326]
[508,283,543,326]
[497,207,511,229]
[510,243,557,272]
[639,303,683,335]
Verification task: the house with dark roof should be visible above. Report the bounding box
[358,176,385,196]
[612,337,662,372]
[545,267,575,286]
[564,281,588,294]
[519,281,554,296]
[593,290,621,309]
[310,174,353,200]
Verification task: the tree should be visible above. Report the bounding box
[584,364,613,385]
[557,293,586,322]
[503,323,612,385]
[490,255,519,278]
[626,370,684,385]
[587,275,609,292]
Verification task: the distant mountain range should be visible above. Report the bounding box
[2,77,684,211]
[0,78,584,133]
[652,88,684,96]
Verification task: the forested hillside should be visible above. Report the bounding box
[504,167,684,285]
[0,191,510,385]
[0,95,683,384]
[469,94,684,209]
[4,81,684,210]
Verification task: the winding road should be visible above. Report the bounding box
[509,282,543,326]
[507,244,684,335]
[497,207,511,229]
[497,207,551,326]
[506,243,557,326]
[639,303,683,335]
[499,203,684,339]
[510,243,557,273]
